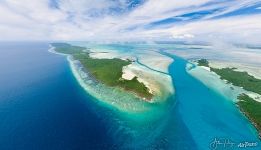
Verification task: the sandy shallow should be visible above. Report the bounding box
[209,60,261,80]
[89,50,123,59]
[167,44,261,67]
[135,50,174,73]
[87,46,173,74]
[122,66,136,80]
[68,56,154,112]
[187,63,242,102]
[187,63,261,103]
[85,46,174,99]
[50,43,175,112]
[122,62,174,98]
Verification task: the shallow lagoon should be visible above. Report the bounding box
[67,42,260,149]
[0,42,260,149]
[164,53,260,149]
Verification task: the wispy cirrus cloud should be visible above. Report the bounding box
[0,0,260,45]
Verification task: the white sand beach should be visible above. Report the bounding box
[121,63,174,98]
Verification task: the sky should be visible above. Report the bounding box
[0,0,261,45]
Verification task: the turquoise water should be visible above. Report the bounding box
[69,43,260,149]
[0,42,260,149]
[98,44,261,149]
[163,51,260,149]
[72,43,261,149]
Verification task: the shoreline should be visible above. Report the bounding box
[121,62,174,99]
[67,43,175,99]
[68,54,150,112]
[48,44,172,112]
[48,45,67,56]
[209,60,261,80]
[236,102,261,139]
[188,59,261,139]
[190,59,261,102]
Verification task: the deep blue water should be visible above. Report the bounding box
[0,42,117,149]
[0,42,259,150]
[164,52,260,149]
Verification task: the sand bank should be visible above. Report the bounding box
[187,63,261,102]
[135,50,173,73]
[49,44,175,112]
[209,60,261,80]
[122,62,174,100]
[187,63,243,102]
[68,56,154,112]
[86,47,174,100]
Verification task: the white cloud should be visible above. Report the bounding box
[172,34,195,39]
[168,14,261,45]
[4,0,66,24]
[0,0,260,45]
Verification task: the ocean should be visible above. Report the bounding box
[0,42,259,150]
[0,42,115,149]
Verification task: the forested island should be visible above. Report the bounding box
[197,59,261,137]
[51,43,153,100]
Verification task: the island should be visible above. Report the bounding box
[51,43,153,100]
[197,59,261,137]
[197,59,209,67]
[237,94,261,138]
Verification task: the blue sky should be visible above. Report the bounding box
[0,0,261,45]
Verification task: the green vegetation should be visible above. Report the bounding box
[119,77,152,99]
[237,94,261,136]
[196,59,261,95]
[197,59,209,67]
[210,67,261,95]
[196,58,261,136]
[51,43,86,54]
[52,43,153,100]
[73,53,130,86]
